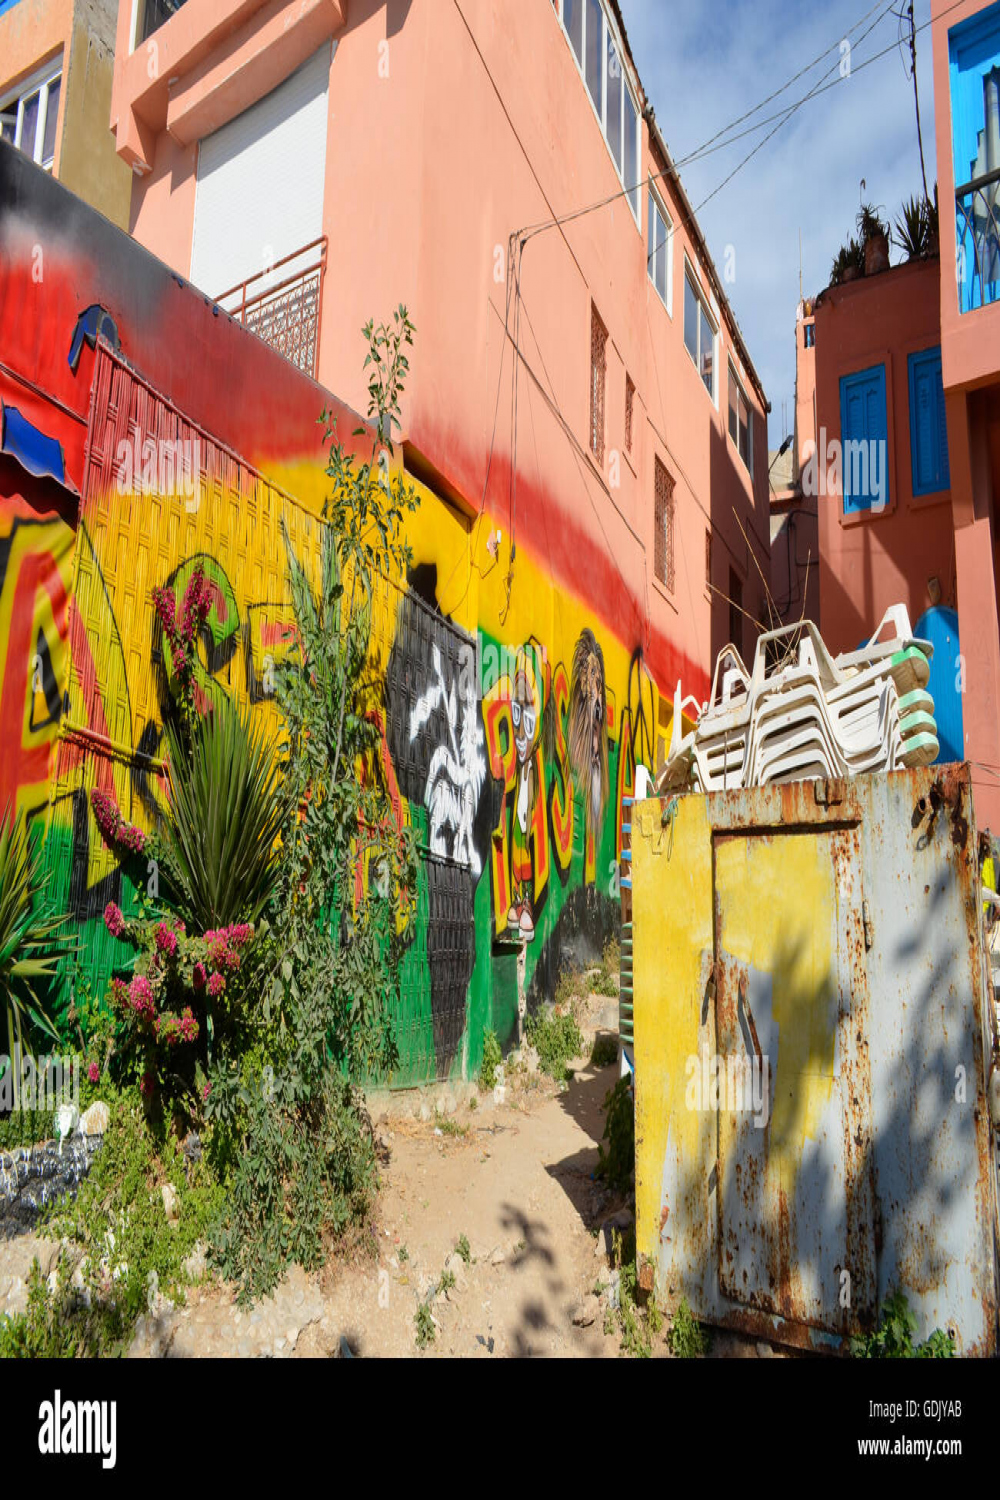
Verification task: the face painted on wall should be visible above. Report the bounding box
[511,666,540,766]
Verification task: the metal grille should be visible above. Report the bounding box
[590,304,607,465]
[654,457,675,592]
[216,238,327,380]
[624,373,635,454]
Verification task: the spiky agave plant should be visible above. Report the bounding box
[158,697,293,933]
[0,804,75,1109]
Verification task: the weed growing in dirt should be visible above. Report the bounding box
[596,1077,634,1192]
[554,965,582,1008]
[435,1118,467,1137]
[667,1297,710,1358]
[851,1290,954,1358]
[525,1009,583,1081]
[438,1267,456,1293]
[608,1226,660,1359]
[479,1029,502,1091]
[456,1234,471,1264]
[399,1244,409,1263]
[591,937,620,997]
[590,1033,619,1068]
[414,1301,435,1348]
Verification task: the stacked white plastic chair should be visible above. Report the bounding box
[658,605,939,795]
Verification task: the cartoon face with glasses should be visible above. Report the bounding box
[508,645,544,941]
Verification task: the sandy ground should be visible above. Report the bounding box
[0,989,772,1357]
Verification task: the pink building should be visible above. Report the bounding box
[799,0,1000,828]
[932,0,1000,828]
[109,0,771,730]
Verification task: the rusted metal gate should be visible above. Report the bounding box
[632,766,998,1354]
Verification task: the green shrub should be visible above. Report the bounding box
[479,1029,502,1091]
[851,1290,955,1359]
[590,1033,619,1068]
[596,1077,634,1192]
[525,1009,583,1081]
[668,1297,710,1358]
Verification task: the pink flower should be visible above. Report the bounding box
[87,1061,100,1084]
[104,902,126,939]
[207,971,226,998]
[154,922,178,957]
[128,973,155,1022]
[202,1082,211,1102]
[192,962,207,990]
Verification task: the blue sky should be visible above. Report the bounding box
[621,0,937,447]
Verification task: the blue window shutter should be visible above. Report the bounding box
[908,346,950,496]
[839,364,888,514]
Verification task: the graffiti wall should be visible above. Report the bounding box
[0,141,667,1085]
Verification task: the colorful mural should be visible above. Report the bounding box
[0,142,669,1086]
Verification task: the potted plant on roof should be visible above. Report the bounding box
[858,203,891,275]
[830,237,865,286]
[895,194,929,261]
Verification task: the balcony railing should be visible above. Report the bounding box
[215,238,327,380]
[137,0,188,47]
[956,166,1000,313]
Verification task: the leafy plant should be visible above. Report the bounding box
[479,1028,502,1091]
[208,311,421,1305]
[591,936,620,997]
[554,965,581,1008]
[668,1297,710,1358]
[895,194,930,260]
[156,697,292,932]
[456,1233,471,1264]
[590,1033,619,1068]
[851,1289,955,1358]
[596,1076,634,1192]
[414,1301,435,1349]
[437,1267,456,1293]
[1,1087,223,1358]
[830,237,865,286]
[524,1009,583,1081]
[0,802,76,1107]
[857,202,890,245]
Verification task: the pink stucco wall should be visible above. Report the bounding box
[110,0,771,717]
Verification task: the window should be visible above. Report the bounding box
[705,528,713,589]
[0,61,62,171]
[684,266,717,401]
[136,0,188,48]
[728,364,753,473]
[590,305,607,465]
[839,363,890,514]
[949,2,1000,312]
[803,322,816,348]
[654,458,675,592]
[729,567,743,652]
[555,0,641,221]
[647,188,672,311]
[908,346,950,496]
[624,373,635,455]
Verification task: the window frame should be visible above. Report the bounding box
[683,260,718,405]
[727,360,753,475]
[554,0,642,227]
[653,456,676,594]
[589,303,608,467]
[0,57,63,171]
[647,184,673,315]
[839,361,890,516]
[907,345,950,498]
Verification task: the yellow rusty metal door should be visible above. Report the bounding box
[713,826,876,1333]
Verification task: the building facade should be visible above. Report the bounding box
[932,0,1000,828]
[0,0,131,226]
[1,0,772,1086]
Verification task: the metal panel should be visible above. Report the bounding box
[632,767,997,1354]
